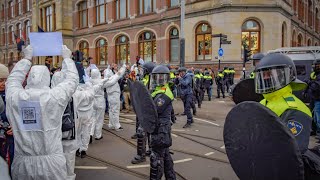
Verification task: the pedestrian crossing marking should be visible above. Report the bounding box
[171,133,178,137]
[194,118,220,127]
[126,158,193,169]
[205,152,215,156]
[75,166,108,170]
[220,145,225,149]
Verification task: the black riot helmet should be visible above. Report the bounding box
[312,59,320,73]
[252,53,265,61]
[194,69,200,74]
[223,66,229,70]
[254,53,306,94]
[151,65,170,87]
[142,62,156,77]
[204,71,210,76]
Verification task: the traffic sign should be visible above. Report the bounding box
[221,41,231,44]
[218,48,224,56]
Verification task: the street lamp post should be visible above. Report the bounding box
[180,0,185,67]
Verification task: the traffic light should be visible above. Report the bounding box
[244,48,252,62]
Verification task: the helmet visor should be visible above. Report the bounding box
[151,74,170,88]
[255,66,291,94]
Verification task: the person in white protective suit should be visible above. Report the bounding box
[104,65,126,131]
[5,45,79,180]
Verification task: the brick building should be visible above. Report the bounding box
[1,0,320,74]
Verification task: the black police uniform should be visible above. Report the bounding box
[150,85,176,180]
[202,72,213,101]
[215,71,225,98]
[194,70,204,108]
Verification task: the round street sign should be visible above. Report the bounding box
[218,48,224,57]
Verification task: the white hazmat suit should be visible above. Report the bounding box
[6,45,79,180]
[104,65,126,130]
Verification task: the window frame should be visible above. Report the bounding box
[138,31,156,62]
[17,0,22,15]
[95,0,107,25]
[139,0,155,15]
[169,27,180,62]
[9,26,14,44]
[168,0,180,8]
[79,41,89,59]
[195,23,212,61]
[78,1,88,28]
[1,28,5,46]
[9,1,14,18]
[115,0,129,20]
[241,20,261,56]
[115,35,130,64]
[95,38,108,65]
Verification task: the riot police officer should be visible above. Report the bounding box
[250,53,265,79]
[215,69,225,98]
[229,67,235,85]
[168,67,177,123]
[194,69,204,108]
[255,53,320,179]
[131,62,155,164]
[223,67,231,93]
[176,67,194,128]
[305,59,320,139]
[149,65,176,180]
[203,71,213,101]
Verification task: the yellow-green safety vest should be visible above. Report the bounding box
[170,72,175,79]
[203,75,212,80]
[218,73,224,78]
[260,85,312,117]
[151,84,174,100]
[310,72,317,80]
[195,74,202,79]
[143,74,150,86]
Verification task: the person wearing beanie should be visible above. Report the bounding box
[0,63,14,177]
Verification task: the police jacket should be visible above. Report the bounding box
[305,71,320,100]
[223,69,230,80]
[150,84,174,149]
[177,73,193,96]
[203,75,213,88]
[194,74,203,91]
[215,73,224,85]
[260,85,312,153]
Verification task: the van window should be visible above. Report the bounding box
[296,65,306,76]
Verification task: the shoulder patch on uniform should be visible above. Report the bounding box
[284,97,295,102]
[156,98,165,106]
[287,120,303,136]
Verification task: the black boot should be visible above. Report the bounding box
[209,97,211,101]
[131,134,138,139]
[131,155,146,164]
[76,149,80,157]
[193,109,197,116]
[198,104,201,108]
[81,151,87,158]
[183,123,192,128]
[89,135,93,144]
[223,94,225,98]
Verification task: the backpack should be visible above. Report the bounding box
[62,98,75,140]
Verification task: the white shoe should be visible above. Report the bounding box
[115,127,124,131]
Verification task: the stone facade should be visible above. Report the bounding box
[1,0,320,77]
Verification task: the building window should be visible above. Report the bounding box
[9,52,14,61]
[169,27,179,62]
[95,0,107,24]
[1,4,4,21]
[292,30,296,47]
[315,42,318,46]
[282,22,287,47]
[9,1,14,18]
[308,0,312,27]
[9,26,14,44]
[96,39,107,65]
[17,0,22,15]
[25,20,30,43]
[115,0,129,20]
[78,1,88,28]
[195,23,212,61]
[115,35,130,64]
[16,23,22,38]
[1,28,5,46]
[307,39,311,46]
[43,5,55,31]
[26,0,31,12]
[316,8,319,33]
[298,0,305,22]
[138,31,156,62]
[79,41,89,59]
[297,34,303,47]
[241,20,261,55]
[139,0,156,15]
[169,0,179,7]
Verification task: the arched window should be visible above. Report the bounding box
[16,23,22,38]
[115,35,130,64]
[79,41,89,59]
[138,31,156,62]
[169,27,179,62]
[292,30,296,47]
[9,52,14,61]
[297,34,303,47]
[241,20,261,55]
[282,22,287,47]
[307,39,312,46]
[195,23,212,61]
[9,26,13,44]
[96,39,107,65]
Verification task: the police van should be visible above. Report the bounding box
[267,46,320,102]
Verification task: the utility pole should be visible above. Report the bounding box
[180,0,185,67]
